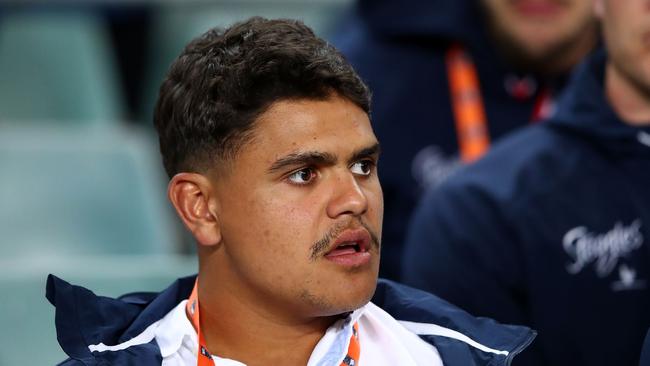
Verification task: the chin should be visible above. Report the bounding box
[331,277,378,314]
[304,276,378,317]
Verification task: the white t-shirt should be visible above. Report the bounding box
[154,300,444,366]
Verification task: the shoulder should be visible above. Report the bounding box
[371,280,535,366]
[46,274,196,365]
[56,360,86,366]
[331,16,449,76]
[640,328,650,366]
[430,123,584,210]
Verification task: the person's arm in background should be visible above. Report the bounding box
[402,176,526,322]
[639,329,650,366]
[401,171,543,366]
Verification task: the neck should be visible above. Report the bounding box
[543,30,597,76]
[195,251,336,366]
[606,63,650,126]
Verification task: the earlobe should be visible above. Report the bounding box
[168,173,222,247]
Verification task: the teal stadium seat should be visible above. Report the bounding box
[0,125,178,256]
[0,10,125,123]
[0,124,193,365]
[0,255,197,366]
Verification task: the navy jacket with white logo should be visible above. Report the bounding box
[402,50,650,366]
[332,0,574,281]
[47,275,534,365]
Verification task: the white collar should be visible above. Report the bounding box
[154,299,367,365]
[155,299,197,358]
[307,306,365,366]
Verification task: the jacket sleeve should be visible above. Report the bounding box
[640,328,650,366]
[401,178,528,326]
[57,358,87,366]
[400,179,549,366]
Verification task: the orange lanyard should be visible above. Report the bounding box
[186,281,215,366]
[446,43,490,163]
[446,44,552,163]
[186,280,361,366]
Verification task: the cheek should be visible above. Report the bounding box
[247,197,325,288]
[366,181,384,215]
[250,195,320,253]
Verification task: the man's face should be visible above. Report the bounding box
[481,0,595,70]
[598,0,650,96]
[210,95,382,319]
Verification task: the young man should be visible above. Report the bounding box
[47,18,534,366]
[403,1,650,365]
[333,0,599,281]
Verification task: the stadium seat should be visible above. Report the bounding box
[0,10,125,123]
[0,124,179,256]
[0,254,197,365]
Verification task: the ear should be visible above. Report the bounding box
[168,172,222,247]
[593,0,605,19]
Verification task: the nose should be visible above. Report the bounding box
[326,170,369,219]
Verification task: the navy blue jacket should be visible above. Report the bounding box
[641,329,650,366]
[47,274,535,365]
[332,0,572,281]
[402,50,650,366]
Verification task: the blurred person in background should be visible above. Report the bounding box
[46,17,535,366]
[402,0,650,365]
[641,330,650,366]
[333,0,599,281]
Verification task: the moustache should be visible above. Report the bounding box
[309,219,380,261]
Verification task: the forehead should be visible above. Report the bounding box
[247,96,376,159]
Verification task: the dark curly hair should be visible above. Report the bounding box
[153,17,371,178]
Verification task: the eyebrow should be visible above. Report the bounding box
[267,142,381,174]
[348,143,381,165]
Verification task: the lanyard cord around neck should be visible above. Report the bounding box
[186,280,214,366]
[446,43,552,163]
[185,280,361,366]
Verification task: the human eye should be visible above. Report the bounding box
[286,167,317,185]
[350,160,375,176]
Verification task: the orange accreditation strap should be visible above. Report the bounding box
[185,279,361,366]
[186,281,215,366]
[446,44,552,163]
[446,43,490,163]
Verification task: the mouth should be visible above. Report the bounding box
[323,228,372,267]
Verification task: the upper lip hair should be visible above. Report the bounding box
[326,228,371,254]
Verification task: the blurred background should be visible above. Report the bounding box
[0,1,352,364]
